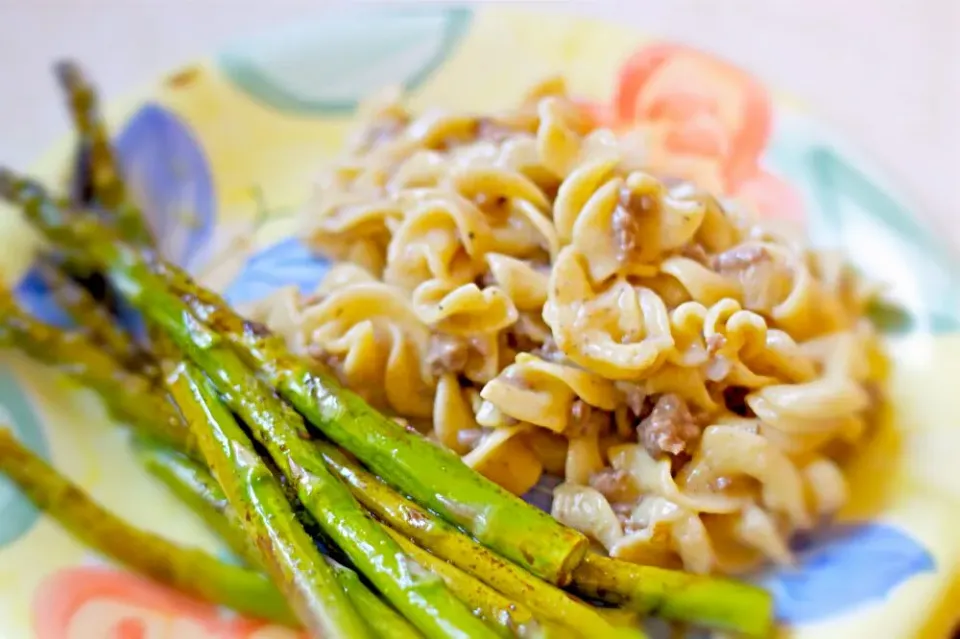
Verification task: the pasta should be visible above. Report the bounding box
[242,80,885,575]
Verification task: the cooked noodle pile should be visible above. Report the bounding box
[241,79,885,575]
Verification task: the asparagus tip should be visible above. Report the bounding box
[0,167,16,199]
[54,60,83,90]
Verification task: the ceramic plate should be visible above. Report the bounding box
[1,6,959,638]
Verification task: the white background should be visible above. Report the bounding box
[2,0,958,246]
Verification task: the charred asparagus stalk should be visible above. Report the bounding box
[165,359,373,637]
[132,438,256,563]
[315,441,622,634]
[55,60,152,245]
[27,87,589,583]
[573,555,773,639]
[0,427,295,626]
[383,528,546,638]
[41,98,415,637]
[33,254,150,370]
[23,105,490,636]
[327,559,424,639]
[133,438,423,639]
[122,228,586,585]
[0,300,378,636]
[0,290,195,457]
[317,441,771,637]
[1,173,497,639]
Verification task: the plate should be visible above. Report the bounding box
[1,6,959,638]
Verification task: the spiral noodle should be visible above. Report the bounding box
[243,81,885,575]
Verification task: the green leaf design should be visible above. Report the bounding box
[218,7,472,115]
[805,146,960,334]
[865,299,914,334]
[0,369,50,547]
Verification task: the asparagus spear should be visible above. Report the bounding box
[10,263,410,636]
[573,555,773,639]
[55,60,152,246]
[165,358,372,638]
[3,171,776,637]
[316,441,626,635]
[133,438,423,639]
[132,437,257,563]
[137,433,574,639]
[138,236,586,585]
[0,289,196,457]
[383,528,545,639]
[31,98,413,634]
[1,174,498,639]
[327,559,424,639]
[168,322,495,638]
[33,254,150,370]
[0,427,296,625]
[11,118,588,583]
[54,69,419,638]
[317,442,770,636]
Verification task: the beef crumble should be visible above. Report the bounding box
[637,393,701,457]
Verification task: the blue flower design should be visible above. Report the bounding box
[520,471,935,626]
[114,103,216,269]
[760,522,935,623]
[0,370,51,547]
[223,237,330,306]
[522,474,561,513]
[13,102,216,329]
[804,147,960,334]
[766,125,960,335]
[13,268,75,329]
[218,6,472,115]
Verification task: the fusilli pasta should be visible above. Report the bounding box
[241,80,885,575]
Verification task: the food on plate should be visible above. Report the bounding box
[0,57,887,638]
[248,78,884,576]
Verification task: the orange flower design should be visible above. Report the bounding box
[584,42,804,222]
[33,567,302,639]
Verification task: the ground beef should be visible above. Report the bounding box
[713,244,769,272]
[426,334,469,376]
[611,185,645,264]
[505,324,542,355]
[637,394,701,457]
[588,469,640,503]
[722,386,752,417]
[681,243,712,266]
[567,400,610,438]
[706,333,727,355]
[616,382,647,417]
[530,335,564,363]
[456,428,490,451]
[476,117,519,144]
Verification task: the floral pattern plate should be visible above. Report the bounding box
[1,6,959,638]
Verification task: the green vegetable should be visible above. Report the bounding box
[316,441,628,637]
[55,60,152,245]
[135,437,423,639]
[327,558,424,639]
[315,443,767,636]
[573,554,774,639]
[383,528,542,638]
[166,358,372,638]
[149,237,587,585]
[0,426,296,626]
[0,289,195,457]
[133,438,257,563]
[1,172,497,639]
[33,254,150,371]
